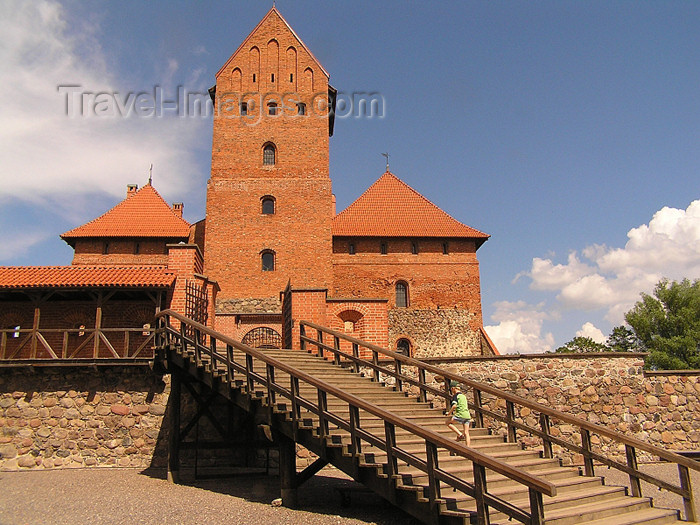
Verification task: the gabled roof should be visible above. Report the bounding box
[215,7,329,79]
[332,171,490,244]
[61,184,191,244]
[0,266,175,289]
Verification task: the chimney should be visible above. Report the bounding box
[127,184,138,197]
[332,194,336,216]
[172,202,184,218]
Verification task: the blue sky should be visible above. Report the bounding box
[1,1,699,352]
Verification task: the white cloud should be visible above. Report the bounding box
[576,322,606,344]
[0,231,50,262]
[524,200,700,325]
[484,300,556,354]
[0,0,206,212]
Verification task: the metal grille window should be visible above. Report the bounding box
[396,281,408,308]
[242,327,282,349]
[263,144,276,165]
[261,251,275,271]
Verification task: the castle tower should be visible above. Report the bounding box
[205,7,336,309]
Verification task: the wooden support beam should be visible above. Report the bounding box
[296,457,329,487]
[168,366,182,484]
[279,433,298,508]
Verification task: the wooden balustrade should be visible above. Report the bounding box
[298,319,700,522]
[155,310,557,525]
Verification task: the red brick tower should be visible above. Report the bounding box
[205,7,335,310]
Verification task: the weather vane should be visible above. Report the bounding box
[148,164,153,185]
[381,152,390,171]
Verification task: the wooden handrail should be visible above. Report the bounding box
[299,320,700,473]
[155,310,557,524]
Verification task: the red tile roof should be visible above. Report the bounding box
[332,171,490,242]
[61,184,191,243]
[0,266,175,289]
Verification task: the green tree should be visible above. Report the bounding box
[606,325,639,352]
[554,336,607,354]
[625,278,700,370]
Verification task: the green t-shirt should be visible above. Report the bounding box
[452,392,471,420]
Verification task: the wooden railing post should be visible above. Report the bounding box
[245,354,254,395]
[167,365,181,484]
[506,400,517,443]
[395,358,403,392]
[539,413,553,459]
[317,389,329,441]
[679,464,697,522]
[290,376,300,440]
[352,342,360,373]
[316,330,323,358]
[333,335,341,365]
[473,463,491,525]
[473,388,484,429]
[425,441,441,512]
[528,488,545,525]
[625,444,642,497]
[266,364,276,406]
[581,428,594,477]
[418,368,427,403]
[384,421,398,481]
[372,350,380,383]
[349,405,362,456]
[226,344,234,385]
[299,323,306,351]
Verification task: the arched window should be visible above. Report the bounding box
[396,338,411,356]
[263,143,276,166]
[267,102,278,115]
[261,250,275,271]
[261,196,275,214]
[297,102,306,115]
[395,281,408,308]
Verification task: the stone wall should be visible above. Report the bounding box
[0,365,169,470]
[399,354,700,463]
[389,308,481,358]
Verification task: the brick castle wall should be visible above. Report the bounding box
[71,238,177,266]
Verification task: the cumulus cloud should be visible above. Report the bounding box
[0,0,207,210]
[484,301,556,354]
[524,200,700,325]
[576,322,606,344]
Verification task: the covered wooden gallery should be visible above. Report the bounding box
[0,266,175,360]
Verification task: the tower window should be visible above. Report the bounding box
[271,73,275,83]
[240,102,248,116]
[411,242,418,255]
[442,242,449,255]
[290,73,294,82]
[396,281,408,308]
[253,73,256,82]
[134,242,140,255]
[348,242,355,255]
[297,103,306,115]
[267,102,278,116]
[103,242,109,255]
[261,251,275,271]
[380,241,387,255]
[263,143,276,166]
[261,196,275,215]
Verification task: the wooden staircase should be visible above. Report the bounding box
[154,311,697,525]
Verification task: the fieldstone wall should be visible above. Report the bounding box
[389,308,480,358]
[0,365,169,470]
[394,354,700,464]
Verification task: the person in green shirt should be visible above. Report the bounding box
[445,380,471,446]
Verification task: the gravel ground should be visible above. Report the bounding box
[1,462,697,525]
[0,466,420,525]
